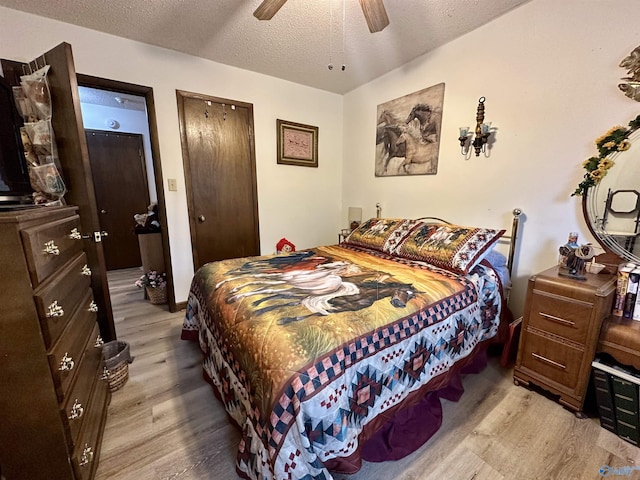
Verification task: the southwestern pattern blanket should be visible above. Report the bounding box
[182,244,504,480]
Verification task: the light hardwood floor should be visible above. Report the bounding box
[96,268,640,480]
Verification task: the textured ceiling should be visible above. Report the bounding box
[1,0,530,94]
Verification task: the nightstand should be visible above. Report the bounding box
[514,265,616,415]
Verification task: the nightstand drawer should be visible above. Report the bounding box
[520,331,582,389]
[529,292,592,344]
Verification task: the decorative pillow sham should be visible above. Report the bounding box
[343,218,420,253]
[392,222,506,274]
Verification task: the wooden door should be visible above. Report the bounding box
[1,43,116,341]
[177,91,260,270]
[86,130,149,270]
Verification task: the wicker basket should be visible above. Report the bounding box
[146,286,167,305]
[103,340,132,392]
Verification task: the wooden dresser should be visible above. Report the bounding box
[514,265,616,414]
[0,206,110,479]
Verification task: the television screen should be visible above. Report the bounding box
[0,73,33,205]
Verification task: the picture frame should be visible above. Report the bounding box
[375,82,445,177]
[277,119,318,167]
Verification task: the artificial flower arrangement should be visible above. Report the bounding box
[135,270,167,289]
[573,114,640,196]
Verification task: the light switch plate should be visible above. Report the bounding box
[168,178,178,191]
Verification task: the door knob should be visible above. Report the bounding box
[198,215,206,223]
[100,209,107,214]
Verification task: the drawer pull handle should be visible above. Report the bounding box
[81,264,92,276]
[68,399,85,420]
[69,228,82,240]
[95,335,104,347]
[59,353,75,372]
[79,444,94,467]
[43,240,60,255]
[101,366,109,381]
[46,301,64,318]
[539,312,575,327]
[531,352,566,370]
[89,301,98,313]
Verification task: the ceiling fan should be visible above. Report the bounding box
[253,0,390,33]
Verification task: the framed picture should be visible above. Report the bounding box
[375,82,445,177]
[277,119,318,167]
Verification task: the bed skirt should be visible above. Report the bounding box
[197,339,491,476]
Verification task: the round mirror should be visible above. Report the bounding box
[585,126,640,264]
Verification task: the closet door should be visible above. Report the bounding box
[2,42,116,341]
[176,90,260,271]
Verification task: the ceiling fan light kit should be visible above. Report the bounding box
[253,0,390,33]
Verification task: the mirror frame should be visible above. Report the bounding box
[582,117,640,270]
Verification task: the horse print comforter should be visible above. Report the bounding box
[182,244,504,480]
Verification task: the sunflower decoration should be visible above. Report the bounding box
[573,115,640,196]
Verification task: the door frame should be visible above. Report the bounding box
[77,74,177,312]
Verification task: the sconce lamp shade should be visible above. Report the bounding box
[348,207,363,230]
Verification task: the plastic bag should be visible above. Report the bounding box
[23,120,57,161]
[20,65,51,120]
[30,163,66,198]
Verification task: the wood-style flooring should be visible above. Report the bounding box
[95,268,640,480]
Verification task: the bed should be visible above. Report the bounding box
[181,212,521,480]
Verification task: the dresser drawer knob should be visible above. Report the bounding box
[68,399,85,420]
[69,228,82,240]
[43,240,60,255]
[46,301,64,318]
[94,335,104,347]
[59,353,75,372]
[89,301,99,313]
[81,264,92,276]
[79,444,94,467]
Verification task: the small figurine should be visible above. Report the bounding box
[559,232,579,268]
[558,243,596,280]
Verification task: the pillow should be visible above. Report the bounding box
[344,218,420,252]
[392,222,506,274]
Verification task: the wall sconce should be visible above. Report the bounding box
[458,96,491,157]
[348,207,362,231]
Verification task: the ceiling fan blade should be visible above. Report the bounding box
[253,0,288,20]
[359,0,390,33]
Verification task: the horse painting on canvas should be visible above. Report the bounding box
[375,83,445,177]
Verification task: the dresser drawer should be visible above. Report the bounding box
[35,252,93,348]
[529,291,592,344]
[21,214,83,287]
[49,289,97,403]
[72,373,110,480]
[520,331,583,390]
[62,322,104,449]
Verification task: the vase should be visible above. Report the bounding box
[145,286,167,305]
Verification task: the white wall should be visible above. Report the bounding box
[0,6,344,303]
[343,0,640,315]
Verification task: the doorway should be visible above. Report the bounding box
[77,75,177,312]
[176,90,260,270]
